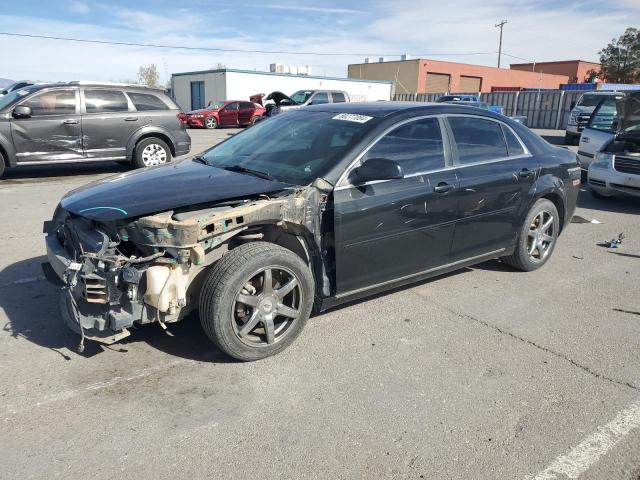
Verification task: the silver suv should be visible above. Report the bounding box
[565,91,622,145]
[0,81,190,178]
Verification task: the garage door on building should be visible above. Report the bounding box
[459,75,482,93]
[425,73,451,93]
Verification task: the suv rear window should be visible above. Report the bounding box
[332,92,346,103]
[127,92,169,111]
[85,89,129,113]
[448,116,508,164]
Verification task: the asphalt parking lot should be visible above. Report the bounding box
[1,128,639,479]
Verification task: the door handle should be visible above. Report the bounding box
[434,182,454,194]
[518,168,534,178]
[63,119,79,125]
[124,117,139,122]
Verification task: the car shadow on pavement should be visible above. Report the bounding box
[1,255,233,363]
[1,162,130,182]
[577,189,640,215]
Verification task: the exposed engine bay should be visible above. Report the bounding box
[43,181,332,350]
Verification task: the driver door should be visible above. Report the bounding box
[10,88,83,164]
[219,102,239,126]
[333,116,459,294]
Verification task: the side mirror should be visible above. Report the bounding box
[349,158,404,185]
[570,101,576,110]
[13,105,32,118]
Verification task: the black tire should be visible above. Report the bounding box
[204,117,218,129]
[133,137,172,169]
[502,198,560,272]
[199,242,315,361]
[0,151,5,178]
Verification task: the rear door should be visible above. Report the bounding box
[81,88,135,161]
[334,116,459,294]
[10,87,83,164]
[578,96,618,169]
[218,102,239,126]
[238,101,255,124]
[446,115,537,261]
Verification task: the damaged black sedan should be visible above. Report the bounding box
[43,103,581,360]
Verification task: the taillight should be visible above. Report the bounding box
[177,113,187,124]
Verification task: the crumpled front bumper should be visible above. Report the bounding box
[43,231,133,344]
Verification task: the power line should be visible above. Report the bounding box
[0,31,498,58]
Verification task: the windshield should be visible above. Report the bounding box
[0,86,38,111]
[199,110,376,185]
[207,101,225,110]
[578,94,613,108]
[290,90,313,104]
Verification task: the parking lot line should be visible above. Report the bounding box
[528,399,640,479]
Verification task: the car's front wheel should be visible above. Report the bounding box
[204,117,218,129]
[199,242,315,361]
[502,198,560,271]
[134,138,172,168]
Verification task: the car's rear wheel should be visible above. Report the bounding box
[0,151,5,178]
[204,117,218,129]
[199,242,314,361]
[502,198,560,271]
[134,138,172,168]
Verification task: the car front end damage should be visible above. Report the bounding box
[43,184,331,351]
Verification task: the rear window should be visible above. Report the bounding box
[85,89,129,113]
[448,116,508,164]
[332,92,346,103]
[127,92,169,111]
[502,125,526,156]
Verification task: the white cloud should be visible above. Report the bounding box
[248,4,365,14]
[69,1,90,15]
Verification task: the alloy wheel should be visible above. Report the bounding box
[527,210,555,261]
[141,144,168,166]
[232,266,303,347]
[205,117,217,129]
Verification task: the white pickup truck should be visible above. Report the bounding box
[583,92,640,198]
[565,91,622,145]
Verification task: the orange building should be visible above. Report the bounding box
[510,60,600,84]
[348,58,571,94]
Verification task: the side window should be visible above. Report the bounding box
[240,102,254,109]
[588,97,618,132]
[448,117,508,164]
[332,92,346,103]
[224,102,239,111]
[85,90,129,113]
[502,125,526,156]
[22,90,76,116]
[310,92,329,105]
[362,117,445,175]
[127,92,169,111]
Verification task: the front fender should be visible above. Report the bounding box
[125,126,177,159]
[0,130,17,166]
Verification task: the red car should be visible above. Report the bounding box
[186,100,265,129]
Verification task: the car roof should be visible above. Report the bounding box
[22,82,165,92]
[300,101,504,119]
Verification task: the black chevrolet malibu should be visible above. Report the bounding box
[44,103,581,360]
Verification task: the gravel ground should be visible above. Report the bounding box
[1,128,639,480]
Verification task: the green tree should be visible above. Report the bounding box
[598,27,640,83]
[137,64,160,87]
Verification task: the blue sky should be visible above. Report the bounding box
[0,0,638,84]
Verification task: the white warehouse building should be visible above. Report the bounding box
[171,68,393,112]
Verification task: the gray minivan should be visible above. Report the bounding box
[0,81,191,177]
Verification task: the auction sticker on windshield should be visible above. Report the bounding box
[332,113,373,123]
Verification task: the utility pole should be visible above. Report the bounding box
[495,19,508,68]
